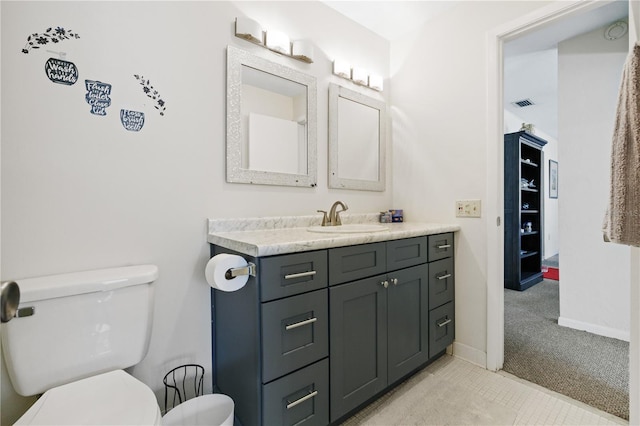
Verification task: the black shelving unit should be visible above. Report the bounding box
[504,131,547,291]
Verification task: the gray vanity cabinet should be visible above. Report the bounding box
[426,235,455,358]
[328,237,433,422]
[329,263,431,422]
[387,264,430,383]
[211,233,454,426]
[211,247,329,426]
[329,273,388,421]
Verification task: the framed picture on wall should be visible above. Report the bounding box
[549,160,558,199]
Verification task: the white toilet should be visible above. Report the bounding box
[2,265,163,425]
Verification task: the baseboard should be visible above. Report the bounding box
[452,341,487,368]
[558,316,630,342]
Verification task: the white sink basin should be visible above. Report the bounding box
[307,224,388,234]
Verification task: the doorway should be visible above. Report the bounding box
[485,0,638,421]
[500,8,630,417]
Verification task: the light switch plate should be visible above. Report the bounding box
[456,200,481,218]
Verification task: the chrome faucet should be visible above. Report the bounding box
[328,201,348,226]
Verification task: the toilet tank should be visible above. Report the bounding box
[1,265,158,396]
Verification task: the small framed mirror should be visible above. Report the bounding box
[328,83,386,191]
[226,45,317,187]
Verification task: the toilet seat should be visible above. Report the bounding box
[15,370,162,425]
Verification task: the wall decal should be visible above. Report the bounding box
[45,58,78,85]
[121,109,145,132]
[22,27,80,54]
[134,75,166,116]
[85,80,112,116]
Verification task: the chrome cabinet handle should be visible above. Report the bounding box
[285,317,317,331]
[390,278,398,285]
[437,273,452,280]
[437,244,451,249]
[284,270,317,280]
[380,280,389,288]
[286,390,318,410]
[437,318,452,327]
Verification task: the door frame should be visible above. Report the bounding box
[485,1,639,421]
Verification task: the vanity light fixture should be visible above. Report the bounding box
[233,18,313,63]
[265,30,291,55]
[291,40,314,64]
[333,59,383,92]
[235,17,264,45]
[332,60,351,79]
[368,74,383,91]
[351,67,368,86]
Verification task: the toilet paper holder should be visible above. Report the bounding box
[224,262,256,280]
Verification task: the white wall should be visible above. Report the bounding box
[504,110,559,259]
[557,23,630,340]
[390,1,553,366]
[0,2,391,423]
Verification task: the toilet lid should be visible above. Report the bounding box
[15,370,161,425]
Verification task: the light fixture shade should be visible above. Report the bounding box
[351,67,368,86]
[235,17,263,45]
[265,30,291,55]
[368,74,383,91]
[333,60,351,79]
[291,40,314,63]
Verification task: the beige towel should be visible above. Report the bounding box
[603,42,640,247]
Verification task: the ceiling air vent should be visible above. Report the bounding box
[512,99,534,108]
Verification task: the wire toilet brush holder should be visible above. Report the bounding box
[163,364,205,413]
[162,364,235,426]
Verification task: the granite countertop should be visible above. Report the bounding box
[208,214,460,257]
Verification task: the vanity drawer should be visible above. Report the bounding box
[386,236,428,271]
[428,257,455,309]
[328,242,386,285]
[428,233,454,262]
[260,251,328,302]
[263,359,329,426]
[262,289,328,383]
[429,301,455,358]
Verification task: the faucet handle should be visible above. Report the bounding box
[335,203,348,225]
[317,210,328,226]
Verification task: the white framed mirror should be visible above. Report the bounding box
[328,83,386,191]
[226,45,317,187]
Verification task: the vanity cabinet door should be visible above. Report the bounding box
[427,233,454,262]
[262,289,328,383]
[387,264,429,384]
[328,242,386,285]
[262,359,329,426]
[386,236,427,272]
[428,257,455,310]
[429,301,455,358]
[329,274,388,422]
[261,250,328,302]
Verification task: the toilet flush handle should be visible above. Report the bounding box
[1,281,20,323]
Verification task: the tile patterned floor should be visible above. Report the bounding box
[342,355,626,425]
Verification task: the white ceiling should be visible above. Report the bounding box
[504,0,628,139]
[323,0,629,139]
[322,1,458,41]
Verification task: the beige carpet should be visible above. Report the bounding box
[504,280,629,420]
